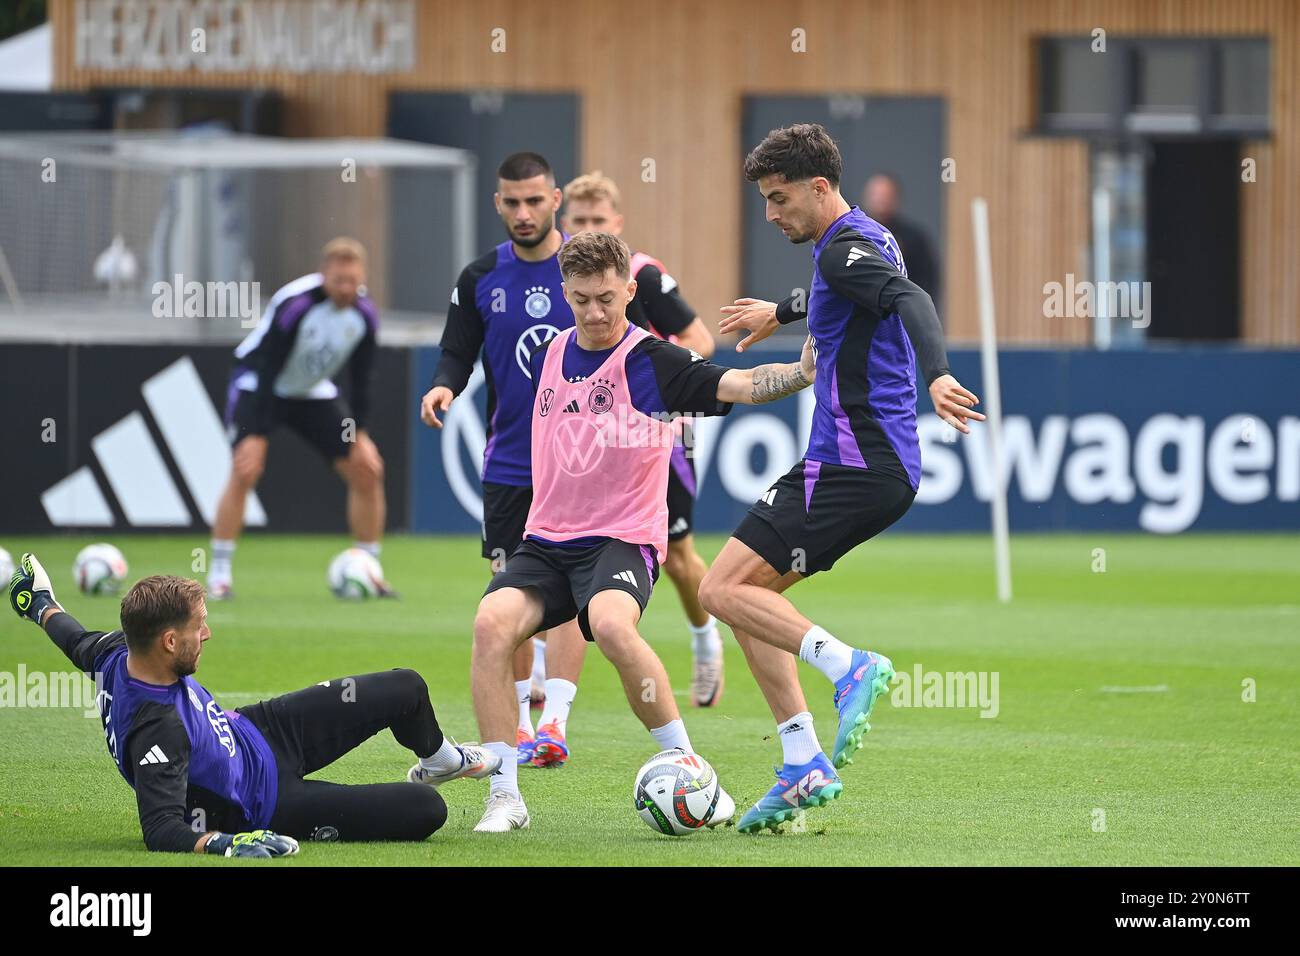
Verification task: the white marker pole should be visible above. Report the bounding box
[971,198,1012,603]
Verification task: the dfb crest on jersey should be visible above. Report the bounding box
[524,285,553,319]
[588,381,614,415]
[540,388,555,417]
[515,324,560,378]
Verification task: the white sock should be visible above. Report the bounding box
[515,680,534,736]
[649,718,693,754]
[531,639,547,684]
[689,616,723,661]
[777,711,822,765]
[354,540,381,558]
[419,737,462,773]
[536,678,577,733]
[799,625,854,682]
[210,539,235,582]
[485,741,518,797]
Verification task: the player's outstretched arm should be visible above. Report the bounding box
[718,298,779,353]
[10,552,124,675]
[716,335,816,405]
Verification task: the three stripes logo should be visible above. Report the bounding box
[611,569,638,585]
[562,399,581,413]
[138,745,169,766]
[760,488,777,506]
[845,245,873,267]
[40,357,267,529]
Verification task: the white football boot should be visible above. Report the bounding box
[691,654,725,707]
[407,742,502,788]
[473,791,531,832]
[707,784,736,828]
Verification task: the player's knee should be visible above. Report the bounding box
[472,603,516,657]
[589,615,640,661]
[412,786,447,839]
[389,667,427,701]
[662,546,688,581]
[697,570,729,619]
[232,458,263,487]
[346,457,383,493]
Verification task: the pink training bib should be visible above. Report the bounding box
[524,324,677,561]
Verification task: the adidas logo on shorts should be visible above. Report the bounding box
[611,570,638,585]
[138,745,169,766]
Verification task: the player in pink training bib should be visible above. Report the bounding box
[468,231,817,833]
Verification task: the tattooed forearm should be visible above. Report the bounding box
[750,362,811,403]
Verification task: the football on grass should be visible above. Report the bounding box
[327,548,385,600]
[633,750,720,835]
[73,544,129,595]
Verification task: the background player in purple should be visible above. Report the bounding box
[708,124,985,832]
[212,238,388,600]
[8,553,497,854]
[418,153,584,765]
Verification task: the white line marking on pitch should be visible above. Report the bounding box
[1099,685,1170,693]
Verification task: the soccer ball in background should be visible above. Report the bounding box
[73,544,129,595]
[327,548,386,600]
[633,750,721,835]
[0,547,14,587]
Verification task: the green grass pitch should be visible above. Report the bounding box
[1,532,1297,866]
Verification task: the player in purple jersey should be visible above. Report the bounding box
[8,553,497,855]
[211,238,390,601]
[418,153,585,766]
[706,124,985,832]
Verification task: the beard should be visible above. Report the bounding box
[174,652,199,678]
[508,217,553,248]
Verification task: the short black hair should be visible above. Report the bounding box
[498,151,554,184]
[743,123,842,187]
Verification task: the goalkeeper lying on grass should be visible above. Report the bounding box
[8,553,497,856]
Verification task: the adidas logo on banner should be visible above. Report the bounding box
[846,245,872,267]
[39,357,267,529]
[760,488,777,506]
[611,570,638,585]
[138,745,169,766]
[562,400,581,413]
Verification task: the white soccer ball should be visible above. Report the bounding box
[633,750,721,835]
[327,548,385,600]
[0,547,14,586]
[73,544,129,595]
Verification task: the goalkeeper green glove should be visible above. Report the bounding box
[204,830,300,858]
[9,552,63,624]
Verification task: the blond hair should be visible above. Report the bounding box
[321,236,366,265]
[563,171,622,211]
